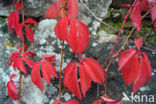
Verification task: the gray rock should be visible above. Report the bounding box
[0,0,112,22]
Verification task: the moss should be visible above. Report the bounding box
[98,8,156,46]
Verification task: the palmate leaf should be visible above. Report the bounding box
[9,47,35,75]
[31,54,58,92]
[118,37,152,93]
[14,18,38,42]
[55,17,90,56]
[63,57,104,100]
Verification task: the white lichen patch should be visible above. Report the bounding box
[97,30,117,43]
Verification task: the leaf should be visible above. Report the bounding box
[118,48,137,71]
[101,97,123,104]
[130,5,141,31]
[153,21,156,32]
[41,61,58,83]
[44,2,60,18]
[42,54,56,63]
[25,25,34,42]
[63,58,104,100]
[67,0,79,18]
[63,62,82,100]
[10,50,34,74]
[23,51,35,57]
[118,39,152,93]
[16,1,22,11]
[7,74,18,101]
[8,12,19,33]
[147,0,156,3]
[54,17,69,41]
[151,3,156,22]
[134,37,143,51]
[31,62,43,92]
[24,18,38,25]
[9,52,20,66]
[15,23,24,41]
[52,99,61,104]
[16,57,27,74]
[68,19,90,56]
[80,58,104,97]
[120,53,140,86]
[64,100,80,104]
[22,57,35,68]
[133,52,152,93]
[92,99,103,104]
[141,0,151,11]
[31,55,58,92]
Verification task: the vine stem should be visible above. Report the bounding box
[18,0,25,104]
[58,0,66,101]
[59,41,65,100]
[102,0,137,67]
[103,8,152,97]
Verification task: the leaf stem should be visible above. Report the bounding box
[18,0,25,104]
[103,8,152,96]
[59,41,64,100]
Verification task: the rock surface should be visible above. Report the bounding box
[0,0,112,21]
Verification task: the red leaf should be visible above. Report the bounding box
[130,5,141,31]
[16,57,27,74]
[133,52,152,93]
[23,51,35,57]
[22,57,35,68]
[141,0,151,11]
[52,99,61,104]
[31,56,58,92]
[63,62,82,100]
[54,17,69,41]
[64,100,80,104]
[24,18,38,25]
[31,62,43,92]
[147,0,156,3]
[41,61,58,83]
[101,97,123,104]
[10,50,34,74]
[153,21,156,31]
[25,25,34,42]
[15,23,24,40]
[80,58,104,97]
[8,12,19,33]
[92,99,103,104]
[118,48,137,71]
[44,2,60,18]
[63,58,104,100]
[120,53,140,86]
[151,3,156,22]
[68,19,90,56]
[118,43,152,93]
[42,54,56,63]
[9,52,20,66]
[79,63,92,97]
[7,74,18,101]
[67,0,79,18]
[16,1,22,11]
[134,37,143,51]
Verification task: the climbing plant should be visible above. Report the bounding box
[6,0,156,104]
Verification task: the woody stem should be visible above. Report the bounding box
[59,41,65,100]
